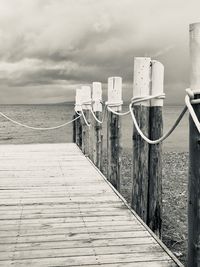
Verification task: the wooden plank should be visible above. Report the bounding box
[0,225,145,237]
[0,252,174,266]
[0,221,143,233]
[0,210,135,220]
[0,244,164,260]
[0,213,132,221]
[0,261,177,267]
[0,237,155,252]
[0,230,150,244]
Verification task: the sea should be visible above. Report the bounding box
[0,104,189,152]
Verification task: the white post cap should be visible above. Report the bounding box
[107,77,123,111]
[75,88,82,112]
[151,60,164,106]
[133,57,151,106]
[92,82,102,112]
[81,86,92,110]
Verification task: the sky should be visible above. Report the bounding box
[0,0,200,104]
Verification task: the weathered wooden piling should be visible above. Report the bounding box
[131,57,163,235]
[107,77,122,192]
[72,114,76,143]
[91,82,103,169]
[148,60,164,237]
[74,88,82,148]
[188,22,200,267]
[131,57,151,223]
[81,86,91,156]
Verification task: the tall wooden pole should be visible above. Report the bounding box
[131,57,151,223]
[107,77,122,192]
[72,114,76,143]
[92,82,103,169]
[74,89,82,148]
[188,22,200,267]
[81,86,91,157]
[148,60,164,237]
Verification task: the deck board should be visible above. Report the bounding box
[0,143,183,267]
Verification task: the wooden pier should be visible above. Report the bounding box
[0,143,183,266]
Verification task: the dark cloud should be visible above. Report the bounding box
[0,0,199,103]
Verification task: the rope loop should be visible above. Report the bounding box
[105,101,130,116]
[131,93,165,105]
[90,106,107,124]
[80,106,91,127]
[185,88,200,133]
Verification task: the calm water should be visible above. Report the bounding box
[0,104,188,152]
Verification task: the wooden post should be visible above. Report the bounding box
[74,89,82,148]
[81,86,91,156]
[188,22,200,267]
[131,57,151,223]
[148,60,164,237]
[107,77,122,192]
[72,114,76,143]
[92,82,103,169]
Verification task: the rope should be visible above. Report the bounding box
[75,110,81,116]
[2,88,199,141]
[90,107,107,124]
[0,111,82,131]
[80,106,91,127]
[185,88,200,133]
[129,93,187,145]
[103,100,130,116]
[129,103,187,144]
[131,93,165,104]
[107,106,130,116]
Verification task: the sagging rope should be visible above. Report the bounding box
[106,103,130,116]
[129,101,187,145]
[84,93,187,145]
[80,106,91,127]
[90,107,107,124]
[81,100,108,125]
[103,93,187,145]
[89,90,199,145]
[128,89,200,144]
[0,111,82,131]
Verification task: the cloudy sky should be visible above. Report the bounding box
[0,0,200,104]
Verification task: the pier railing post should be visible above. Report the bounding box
[92,82,103,169]
[148,60,164,237]
[72,114,76,143]
[131,57,151,223]
[74,89,82,148]
[81,86,92,156]
[107,77,122,192]
[188,22,200,267]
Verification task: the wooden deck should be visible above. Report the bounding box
[0,143,183,267]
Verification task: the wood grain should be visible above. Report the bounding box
[0,143,182,266]
[107,111,122,191]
